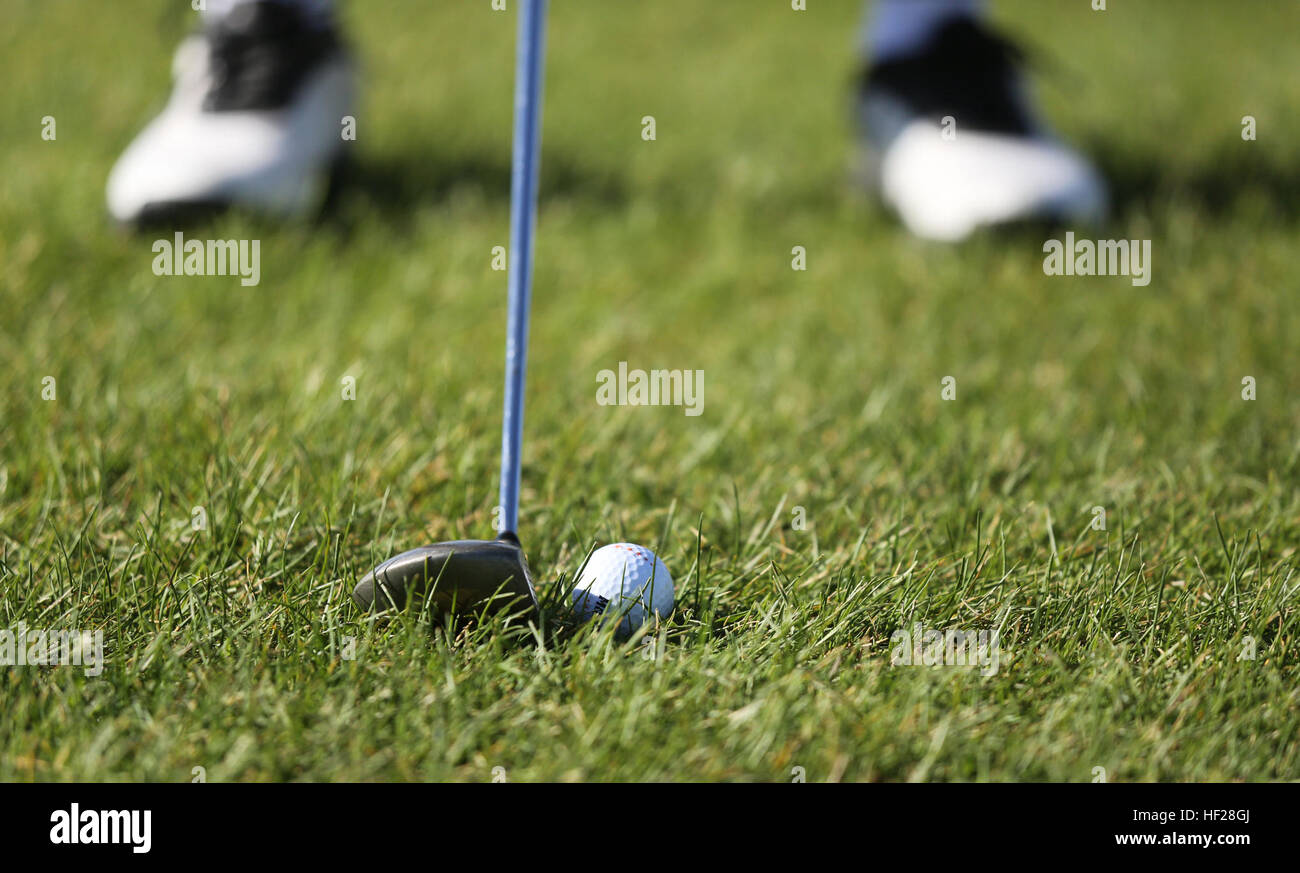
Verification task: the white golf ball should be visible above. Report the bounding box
[571,543,674,638]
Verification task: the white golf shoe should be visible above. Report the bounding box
[857,16,1106,242]
[107,1,355,224]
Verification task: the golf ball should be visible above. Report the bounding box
[571,543,674,638]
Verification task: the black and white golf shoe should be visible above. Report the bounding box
[107,1,355,224]
[857,16,1106,241]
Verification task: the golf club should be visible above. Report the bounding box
[352,0,548,621]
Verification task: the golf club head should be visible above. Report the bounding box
[353,533,539,623]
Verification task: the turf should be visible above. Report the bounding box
[1,0,1297,781]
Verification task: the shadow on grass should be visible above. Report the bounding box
[1090,138,1300,224]
[120,148,627,237]
[323,148,628,234]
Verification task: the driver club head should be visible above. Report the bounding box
[352,533,539,623]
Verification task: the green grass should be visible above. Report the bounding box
[1,0,1298,781]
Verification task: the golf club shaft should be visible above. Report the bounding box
[499,0,548,537]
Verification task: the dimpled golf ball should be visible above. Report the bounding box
[571,543,674,638]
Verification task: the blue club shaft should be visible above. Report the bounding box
[499,0,547,537]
